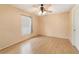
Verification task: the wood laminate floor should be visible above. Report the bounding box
[0,36,78,54]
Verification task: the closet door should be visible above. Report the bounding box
[73,5,79,50]
[21,16,32,36]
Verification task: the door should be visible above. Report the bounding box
[73,5,79,50]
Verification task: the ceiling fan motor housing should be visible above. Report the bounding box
[40,4,44,13]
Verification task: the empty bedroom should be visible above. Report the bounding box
[0,4,79,54]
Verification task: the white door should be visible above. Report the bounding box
[73,5,79,50]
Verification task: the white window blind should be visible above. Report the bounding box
[21,16,32,36]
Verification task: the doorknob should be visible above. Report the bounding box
[73,29,76,31]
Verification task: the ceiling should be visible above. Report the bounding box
[12,4,74,15]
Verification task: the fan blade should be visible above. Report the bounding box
[31,7,40,15]
[44,4,52,10]
[32,4,40,7]
[47,10,53,13]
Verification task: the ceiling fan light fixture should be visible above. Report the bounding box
[38,10,47,16]
[38,4,48,16]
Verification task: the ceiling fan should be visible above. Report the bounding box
[32,4,53,16]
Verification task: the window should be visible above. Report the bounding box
[21,16,32,36]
